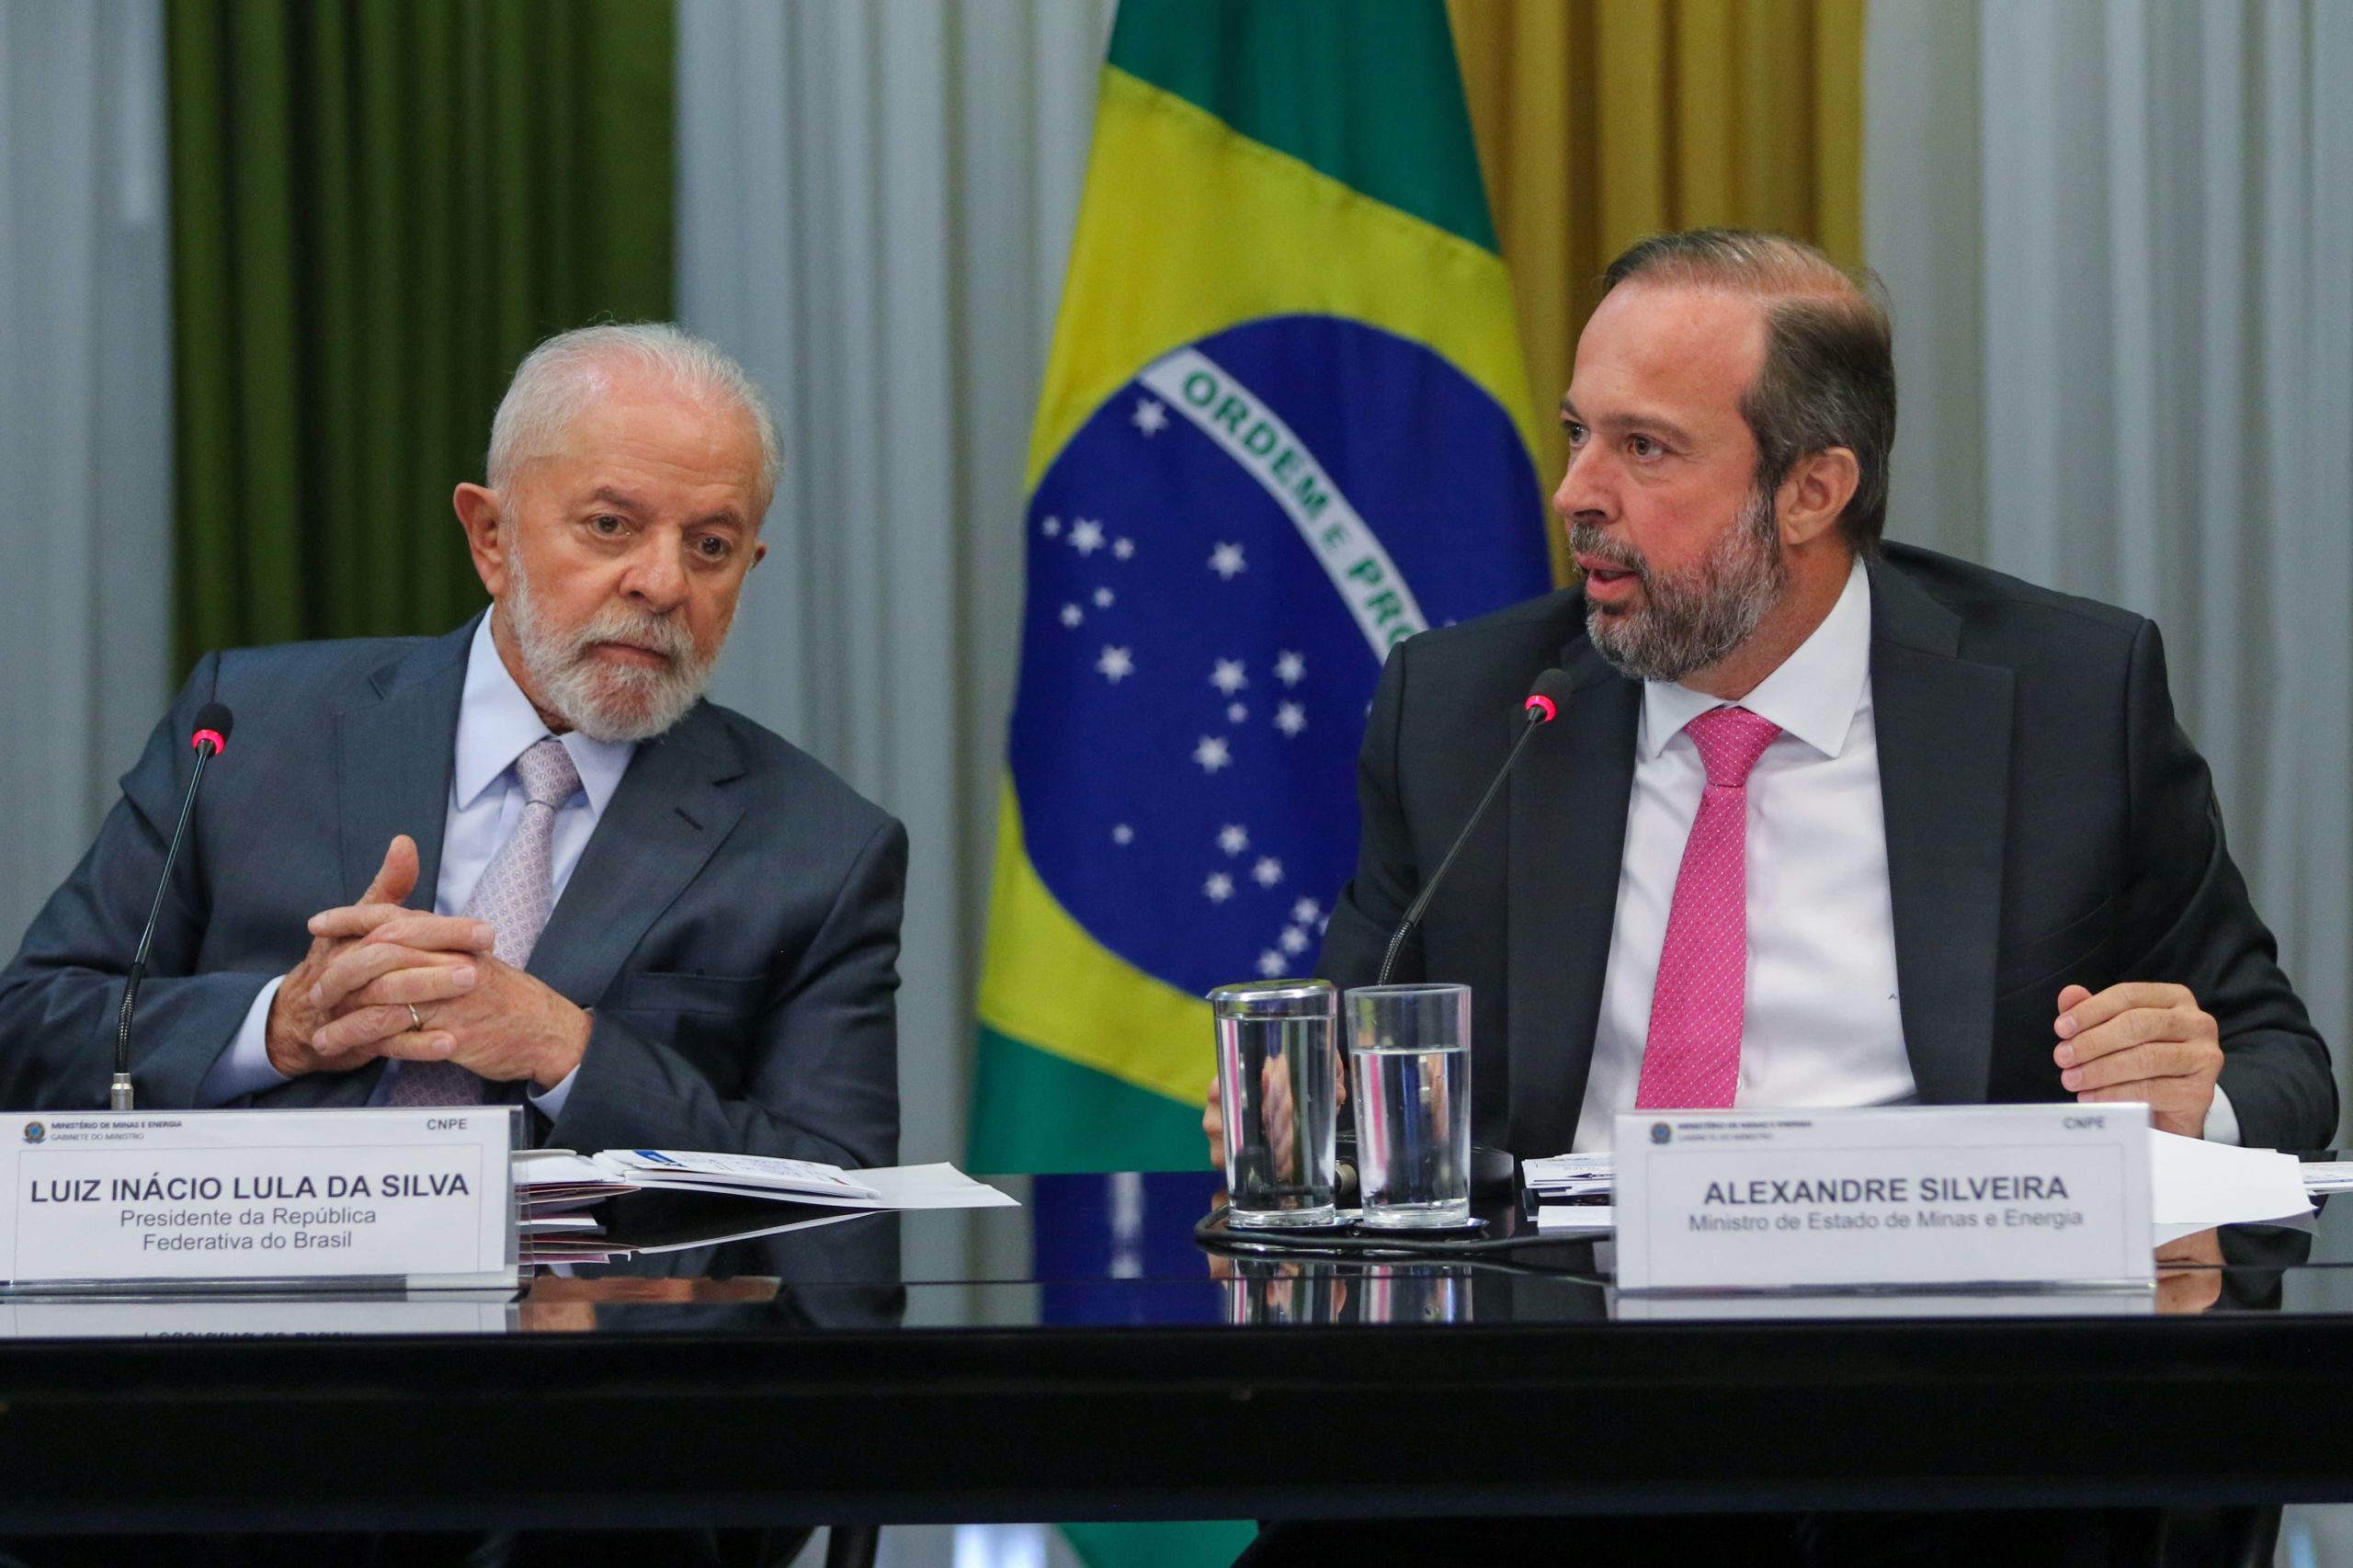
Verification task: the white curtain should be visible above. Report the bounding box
[1866,0,2353,1127]
[0,0,175,950]
[676,0,1118,1175]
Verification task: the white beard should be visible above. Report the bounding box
[502,553,717,743]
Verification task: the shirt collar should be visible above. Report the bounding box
[454,613,637,815]
[1638,555,1872,762]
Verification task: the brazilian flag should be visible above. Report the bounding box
[973,3,1550,1176]
[972,2,1553,1562]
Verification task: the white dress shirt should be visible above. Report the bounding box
[201,616,635,1118]
[1569,558,2238,1152]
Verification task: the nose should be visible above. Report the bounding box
[1554,435,1620,529]
[619,533,690,614]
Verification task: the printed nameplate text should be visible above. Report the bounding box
[1613,1104,2153,1292]
[0,1108,517,1291]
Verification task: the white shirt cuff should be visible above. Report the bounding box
[528,1065,580,1124]
[2201,1083,2243,1146]
[198,975,293,1106]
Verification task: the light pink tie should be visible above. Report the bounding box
[1635,706,1781,1110]
[389,736,580,1108]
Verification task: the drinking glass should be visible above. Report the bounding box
[1346,983,1472,1228]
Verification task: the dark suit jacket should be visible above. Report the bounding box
[0,619,907,1168]
[1322,543,2336,1155]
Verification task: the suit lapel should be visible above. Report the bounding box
[1506,635,1640,1154]
[1868,558,2013,1104]
[529,703,746,1007]
[335,622,472,911]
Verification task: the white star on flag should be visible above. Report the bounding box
[1218,824,1249,856]
[1113,538,1135,560]
[1069,518,1107,555]
[1256,949,1287,978]
[1275,651,1305,685]
[1279,926,1310,955]
[1193,735,1232,773]
[1209,542,1246,579]
[1211,658,1248,695]
[1093,587,1115,608]
[1291,898,1323,925]
[1097,645,1134,682]
[1253,856,1284,888]
[1112,824,1134,845]
[1131,397,1169,437]
[1274,701,1306,737]
[1204,872,1233,903]
[1227,703,1248,723]
[1041,516,1063,539]
[1060,604,1084,628]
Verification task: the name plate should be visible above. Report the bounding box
[0,1108,517,1293]
[1613,1105,2153,1293]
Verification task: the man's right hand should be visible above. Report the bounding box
[264,836,492,1078]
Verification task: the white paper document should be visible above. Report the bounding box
[594,1149,883,1202]
[2146,1129,2312,1240]
[1534,1204,1614,1235]
[2298,1162,2353,1195]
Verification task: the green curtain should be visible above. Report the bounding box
[166,0,675,669]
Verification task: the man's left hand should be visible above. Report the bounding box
[313,954,590,1090]
[2052,982,2222,1138]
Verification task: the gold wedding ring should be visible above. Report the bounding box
[407,1003,426,1033]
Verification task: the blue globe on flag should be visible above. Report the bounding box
[1009,313,1550,998]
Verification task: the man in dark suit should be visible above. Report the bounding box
[0,324,904,1167]
[1228,227,2335,1568]
[1210,228,2332,1168]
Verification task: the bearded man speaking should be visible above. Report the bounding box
[1238,229,2333,1163]
[0,324,904,1167]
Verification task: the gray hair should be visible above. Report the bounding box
[1601,230,1896,554]
[486,322,783,517]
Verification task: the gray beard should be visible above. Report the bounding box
[503,554,716,744]
[1576,491,1787,684]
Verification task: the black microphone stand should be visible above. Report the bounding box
[112,733,222,1112]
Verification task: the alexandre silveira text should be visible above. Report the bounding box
[1689,1174,2086,1234]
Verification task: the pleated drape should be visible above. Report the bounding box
[165,0,674,669]
[1866,0,2353,1135]
[1447,0,1866,581]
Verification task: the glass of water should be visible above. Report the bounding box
[1210,979,1338,1227]
[1345,983,1472,1228]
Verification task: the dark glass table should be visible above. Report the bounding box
[0,1169,2348,1534]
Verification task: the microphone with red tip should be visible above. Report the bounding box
[1374,669,1574,985]
[110,703,234,1111]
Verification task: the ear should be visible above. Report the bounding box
[749,538,768,571]
[1776,447,1860,549]
[453,483,510,597]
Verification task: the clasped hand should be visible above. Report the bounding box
[263,835,589,1089]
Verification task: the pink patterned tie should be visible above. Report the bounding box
[1635,706,1781,1110]
[389,736,581,1107]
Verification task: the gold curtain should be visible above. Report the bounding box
[1448,0,1865,583]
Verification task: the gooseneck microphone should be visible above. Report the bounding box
[1373,669,1574,986]
[111,703,233,1111]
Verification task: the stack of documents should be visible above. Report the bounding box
[592,1149,884,1203]
[1522,1153,1614,1234]
[2299,1162,2353,1195]
[510,1151,1017,1266]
